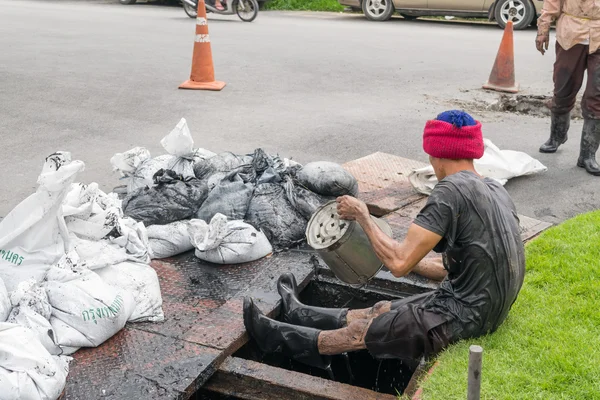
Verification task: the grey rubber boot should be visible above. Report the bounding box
[577,119,600,176]
[540,112,571,153]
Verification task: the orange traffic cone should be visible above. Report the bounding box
[483,20,519,93]
[179,0,226,91]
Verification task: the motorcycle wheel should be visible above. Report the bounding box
[235,0,258,22]
[183,2,198,18]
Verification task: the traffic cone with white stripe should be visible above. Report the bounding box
[179,0,226,91]
[482,20,519,93]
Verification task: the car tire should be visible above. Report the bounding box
[119,0,137,4]
[494,0,535,30]
[362,0,394,21]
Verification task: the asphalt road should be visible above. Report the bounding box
[1,0,598,224]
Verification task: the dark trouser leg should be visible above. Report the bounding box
[541,43,588,153]
[578,50,600,175]
[277,273,391,329]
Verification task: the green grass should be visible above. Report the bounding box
[414,211,600,400]
[264,0,344,12]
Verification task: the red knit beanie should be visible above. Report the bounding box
[423,110,484,160]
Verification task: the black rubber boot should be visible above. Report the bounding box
[243,297,332,370]
[577,119,600,176]
[277,273,348,330]
[540,112,571,153]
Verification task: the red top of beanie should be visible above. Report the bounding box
[422,119,484,159]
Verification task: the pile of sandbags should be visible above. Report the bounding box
[0,152,165,400]
[116,118,359,260]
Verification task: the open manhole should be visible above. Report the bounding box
[226,277,430,397]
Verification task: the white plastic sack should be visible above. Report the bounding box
[408,139,547,195]
[95,262,164,323]
[45,253,135,349]
[189,214,273,264]
[0,277,10,322]
[70,217,150,270]
[115,119,216,193]
[0,323,70,400]
[147,220,195,259]
[62,182,122,241]
[0,152,85,292]
[7,280,61,355]
[110,146,152,176]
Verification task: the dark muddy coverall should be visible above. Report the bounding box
[364,171,526,361]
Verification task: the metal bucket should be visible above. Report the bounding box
[306,201,393,286]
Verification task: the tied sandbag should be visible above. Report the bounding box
[189,214,272,264]
[7,280,61,355]
[95,262,164,323]
[193,152,253,180]
[0,277,9,322]
[70,217,150,270]
[197,172,255,222]
[245,183,307,250]
[123,169,209,226]
[0,152,85,292]
[296,161,359,197]
[110,146,152,191]
[113,118,215,193]
[45,252,135,351]
[408,138,548,195]
[147,220,196,259]
[0,322,70,400]
[62,182,122,241]
[283,176,330,220]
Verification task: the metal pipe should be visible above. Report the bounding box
[467,345,483,400]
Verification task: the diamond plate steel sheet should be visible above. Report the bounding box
[65,249,319,399]
[63,327,220,400]
[343,153,427,216]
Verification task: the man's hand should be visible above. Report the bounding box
[536,31,550,55]
[336,196,369,223]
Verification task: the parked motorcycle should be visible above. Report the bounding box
[182,0,258,22]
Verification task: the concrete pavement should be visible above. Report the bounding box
[1,0,598,224]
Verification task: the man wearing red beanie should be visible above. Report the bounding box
[243,111,525,371]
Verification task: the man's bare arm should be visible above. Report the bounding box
[336,195,444,278]
[412,257,447,281]
[359,218,443,278]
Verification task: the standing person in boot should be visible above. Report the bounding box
[536,0,600,176]
[243,111,526,370]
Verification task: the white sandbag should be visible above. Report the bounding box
[0,152,85,292]
[147,220,195,259]
[0,322,70,400]
[95,262,164,323]
[110,146,152,176]
[108,217,151,264]
[7,280,61,355]
[408,139,548,195]
[62,182,122,241]
[189,214,273,264]
[45,253,135,349]
[118,119,216,193]
[71,217,150,270]
[0,277,10,322]
[161,117,195,157]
